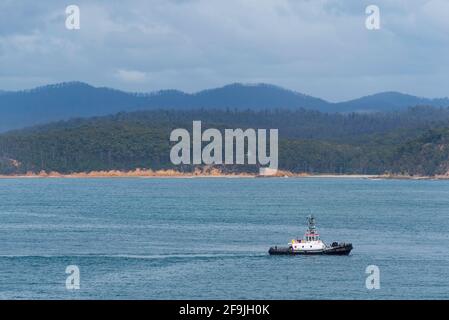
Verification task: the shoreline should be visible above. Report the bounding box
[0,169,448,180]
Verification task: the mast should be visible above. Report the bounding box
[307,215,317,235]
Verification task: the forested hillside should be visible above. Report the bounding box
[1,107,449,175]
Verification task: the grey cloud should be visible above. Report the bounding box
[0,0,448,101]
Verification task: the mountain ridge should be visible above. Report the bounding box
[0,81,448,132]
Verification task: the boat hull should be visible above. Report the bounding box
[268,243,353,255]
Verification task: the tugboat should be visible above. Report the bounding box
[268,215,353,255]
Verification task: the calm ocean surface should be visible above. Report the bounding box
[0,177,448,299]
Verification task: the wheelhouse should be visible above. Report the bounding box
[304,234,320,241]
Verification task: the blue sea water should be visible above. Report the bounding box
[0,177,448,300]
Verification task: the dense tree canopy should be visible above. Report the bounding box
[1,107,449,175]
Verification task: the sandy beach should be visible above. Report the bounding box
[1,168,447,180]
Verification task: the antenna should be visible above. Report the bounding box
[307,214,316,234]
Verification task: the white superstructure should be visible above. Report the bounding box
[289,216,326,252]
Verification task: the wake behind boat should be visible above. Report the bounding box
[269,215,353,255]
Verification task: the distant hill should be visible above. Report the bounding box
[335,92,449,113]
[190,83,329,110]
[0,81,448,131]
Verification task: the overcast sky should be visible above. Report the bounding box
[0,0,448,101]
